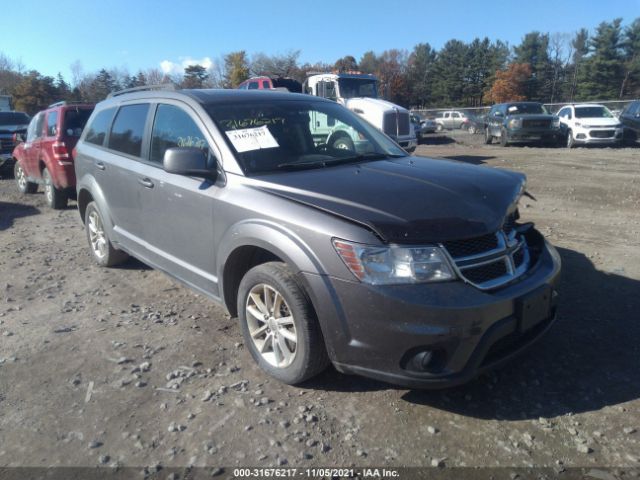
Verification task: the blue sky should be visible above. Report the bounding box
[2,0,638,82]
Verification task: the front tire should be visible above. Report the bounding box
[84,202,129,267]
[14,161,37,194]
[238,262,329,385]
[500,128,509,147]
[42,167,68,209]
[468,125,476,135]
[436,123,444,133]
[566,129,575,148]
[484,127,493,144]
[332,136,355,152]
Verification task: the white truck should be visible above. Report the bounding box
[0,95,12,112]
[302,73,417,152]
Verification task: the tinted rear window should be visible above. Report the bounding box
[85,108,116,146]
[64,108,93,136]
[108,104,150,157]
[0,112,30,126]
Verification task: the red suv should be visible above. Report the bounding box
[13,101,94,208]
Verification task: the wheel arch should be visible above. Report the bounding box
[217,220,327,317]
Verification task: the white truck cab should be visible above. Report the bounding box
[303,73,417,152]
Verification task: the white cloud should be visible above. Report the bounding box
[160,56,214,75]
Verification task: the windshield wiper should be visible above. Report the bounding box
[277,153,403,170]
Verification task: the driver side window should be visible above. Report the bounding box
[150,104,212,165]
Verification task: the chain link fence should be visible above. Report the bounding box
[412,99,637,119]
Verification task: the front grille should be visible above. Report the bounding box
[590,130,615,138]
[522,119,551,129]
[442,234,498,258]
[382,111,411,137]
[442,213,531,290]
[462,259,508,284]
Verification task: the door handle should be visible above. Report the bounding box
[95,161,105,170]
[138,178,154,188]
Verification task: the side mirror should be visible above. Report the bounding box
[494,111,504,118]
[13,132,25,144]
[163,147,217,180]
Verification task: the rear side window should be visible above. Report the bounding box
[262,80,271,89]
[108,104,150,157]
[150,104,210,164]
[47,111,58,136]
[64,108,93,137]
[85,108,116,146]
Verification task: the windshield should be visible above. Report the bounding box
[506,104,548,115]
[207,99,406,175]
[337,78,378,99]
[0,112,30,126]
[575,106,613,119]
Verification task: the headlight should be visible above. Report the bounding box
[332,239,455,285]
[615,123,623,129]
[552,117,561,127]
[508,119,521,129]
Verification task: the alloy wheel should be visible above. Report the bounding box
[87,210,107,259]
[245,283,297,368]
[16,164,27,190]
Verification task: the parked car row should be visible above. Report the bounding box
[419,100,640,148]
[7,85,561,389]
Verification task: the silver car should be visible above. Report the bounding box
[75,87,560,388]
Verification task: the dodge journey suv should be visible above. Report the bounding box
[75,86,561,388]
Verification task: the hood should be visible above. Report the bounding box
[251,157,525,243]
[575,117,620,126]
[343,97,409,114]
[0,124,27,134]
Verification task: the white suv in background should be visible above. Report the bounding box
[556,104,624,148]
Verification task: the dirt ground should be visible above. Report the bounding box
[0,130,639,476]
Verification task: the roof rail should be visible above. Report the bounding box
[47,100,89,108]
[107,84,176,98]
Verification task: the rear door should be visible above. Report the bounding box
[137,102,221,296]
[100,103,152,249]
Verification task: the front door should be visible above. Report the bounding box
[138,102,221,297]
[23,113,45,178]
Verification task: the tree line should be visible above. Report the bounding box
[1,17,638,115]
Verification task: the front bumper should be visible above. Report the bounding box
[0,152,14,168]
[303,230,561,388]
[506,128,561,143]
[393,135,417,151]
[574,128,623,144]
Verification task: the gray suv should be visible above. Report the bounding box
[75,86,561,388]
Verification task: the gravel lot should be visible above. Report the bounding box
[0,131,639,475]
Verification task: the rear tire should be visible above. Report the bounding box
[84,201,129,267]
[14,161,37,194]
[42,167,68,209]
[238,262,329,385]
[468,125,476,135]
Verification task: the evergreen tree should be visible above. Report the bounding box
[514,32,552,101]
[12,70,58,114]
[406,43,436,107]
[334,55,358,72]
[431,40,468,106]
[358,51,380,75]
[577,19,624,100]
[620,18,640,98]
[182,64,209,88]
[569,29,589,101]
